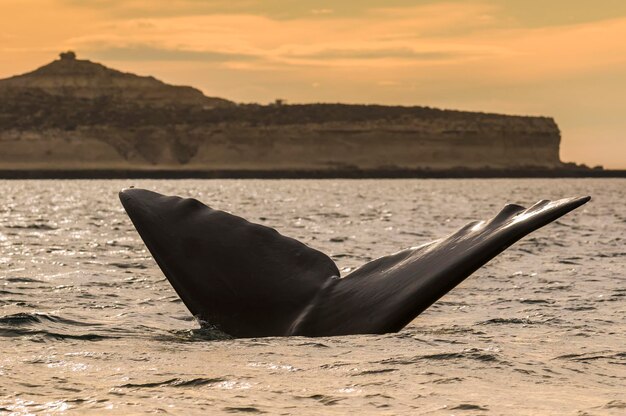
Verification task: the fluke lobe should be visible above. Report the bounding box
[119,189,590,338]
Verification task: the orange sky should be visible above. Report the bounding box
[1,0,625,168]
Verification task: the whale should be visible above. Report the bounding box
[119,188,590,338]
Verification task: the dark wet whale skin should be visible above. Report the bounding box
[119,189,590,338]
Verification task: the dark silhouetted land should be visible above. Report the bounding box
[2,52,619,178]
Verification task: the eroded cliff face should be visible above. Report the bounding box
[0,54,563,171]
[0,115,562,170]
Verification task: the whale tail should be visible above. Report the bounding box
[290,196,590,336]
[120,189,590,338]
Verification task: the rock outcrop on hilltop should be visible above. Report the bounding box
[0,51,232,108]
[0,53,565,173]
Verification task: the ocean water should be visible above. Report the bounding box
[0,179,624,415]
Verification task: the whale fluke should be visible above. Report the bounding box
[119,189,590,338]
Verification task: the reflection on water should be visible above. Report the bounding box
[0,179,624,415]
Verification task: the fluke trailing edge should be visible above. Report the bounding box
[119,189,590,338]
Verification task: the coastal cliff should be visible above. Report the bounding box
[0,53,564,173]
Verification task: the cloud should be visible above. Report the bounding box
[310,9,333,15]
[59,1,626,77]
[287,47,474,61]
[61,0,442,20]
[86,45,257,62]
[62,0,626,27]
[61,2,500,70]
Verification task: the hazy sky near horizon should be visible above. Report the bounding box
[2,0,625,168]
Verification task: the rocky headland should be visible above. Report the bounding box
[0,52,604,177]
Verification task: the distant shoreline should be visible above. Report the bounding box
[1,168,625,179]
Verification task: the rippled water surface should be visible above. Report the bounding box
[0,179,624,415]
